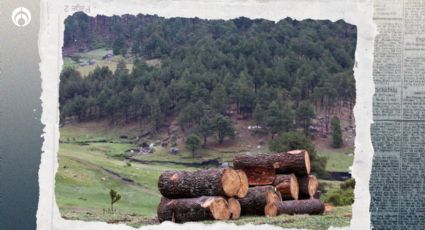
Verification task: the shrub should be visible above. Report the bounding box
[269,131,328,176]
[324,179,355,206]
[325,188,354,206]
[331,116,343,148]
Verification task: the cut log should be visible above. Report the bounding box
[234,154,274,168]
[157,197,174,222]
[239,167,276,186]
[265,199,325,217]
[157,196,231,223]
[273,174,299,200]
[158,168,241,198]
[227,198,241,219]
[298,175,318,199]
[237,185,281,216]
[273,150,311,176]
[234,154,276,185]
[236,170,249,198]
[233,150,310,185]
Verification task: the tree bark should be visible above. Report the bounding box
[265,199,325,217]
[273,150,311,176]
[298,175,318,199]
[237,186,281,216]
[233,154,275,185]
[157,197,174,222]
[233,150,310,184]
[234,154,273,168]
[273,174,299,200]
[157,196,231,223]
[158,168,241,198]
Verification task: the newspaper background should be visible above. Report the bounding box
[370,0,425,229]
[38,0,375,229]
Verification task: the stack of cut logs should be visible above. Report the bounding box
[157,168,249,222]
[157,149,324,223]
[234,149,324,217]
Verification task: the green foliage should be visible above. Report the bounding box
[185,134,201,158]
[213,115,235,144]
[324,179,355,206]
[253,103,266,127]
[113,36,127,56]
[296,101,315,135]
[264,101,294,138]
[197,116,215,147]
[60,13,356,137]
[340,178,355,190]
[211,84,228,114]
[150,99,163,131]
[331,116,343,148]
[269,131,327,176]
[109,189,121,213]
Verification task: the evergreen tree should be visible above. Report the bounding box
[197,116,214,147]
[210,84,228,114]
[186,134,201,158]
[113,36,126,56]
[253,103,265,127]
[60,13,356,140]
[213,115,235,144]
[296,101,315,135]
[150,99,163,131]
[331,116,343,148]
[264,101,294,138]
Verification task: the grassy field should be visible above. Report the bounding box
[318,149,354,172]
[222,206,351,230]
[63,49,134,76]
[56,123,353,228]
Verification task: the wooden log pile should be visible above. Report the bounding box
[234,150,325,217]
[156,149,324,223]
[157,168,249,222]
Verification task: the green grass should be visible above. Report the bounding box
[318,149,354,172]
[56,126,198,220]
[56,123,352,228]
[63,49,134,76]
[77,60,133,76]
[77,49,111,59]
[63,48,162,78]
[133,146,239,165]
[223,206,351,230]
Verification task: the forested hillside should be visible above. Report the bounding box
[56,13,357,226]
[60,12,356,142]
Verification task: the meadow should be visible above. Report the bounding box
[56,123,353,229]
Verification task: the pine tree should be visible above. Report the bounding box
[296,101,315,135]
[198,116,214,147]
[331,116,343,148]
[186,134,201,158]
[211,84,228,114]
[213,115,235,144]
